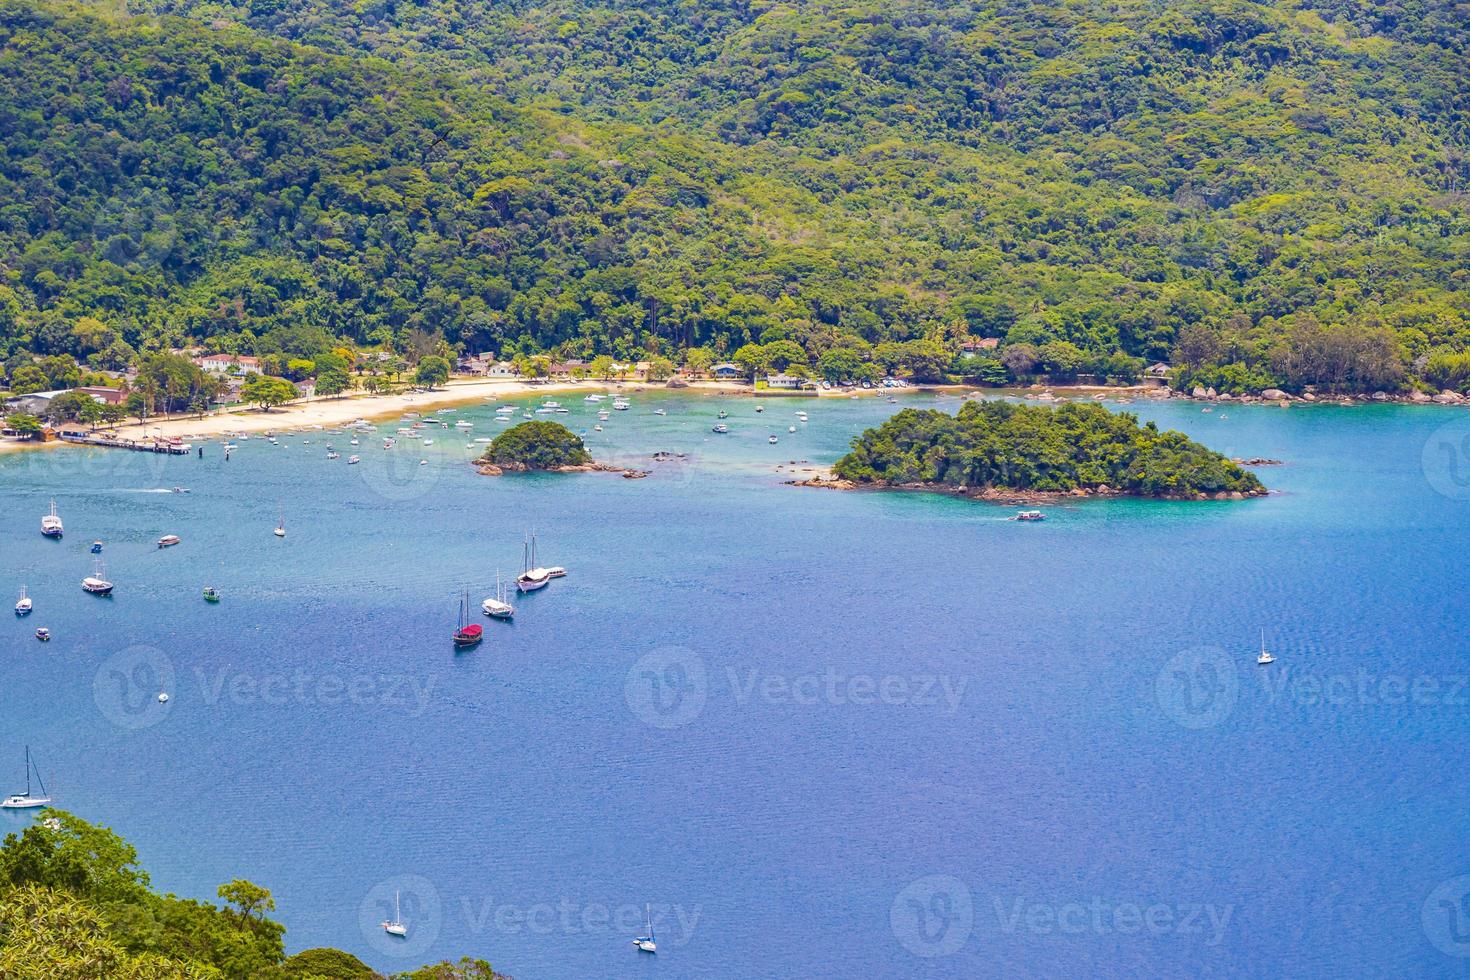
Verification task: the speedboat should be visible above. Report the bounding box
[15,586,32,616]
[755,404,764,413]
[348,455,361,464]
[713,423,729,434]
[541,401,562,409]
[455,420,474,429]
[788,425,797,433]
[594,424,603,432]
[545,566,567,579]
[91,540,103,553]
[203,587,221,603]
[584,394,604,402]
[82,560,114,595]
[717,409,728,419]
[1015,510,1045,522]
[41,500,63,538]
[326,451,340,460]
[33,628,50,643]
[795,411,808,421]
[157,534,181,548]
[654,408,667,416]
[612,399,630,411]
[768,435,778,444]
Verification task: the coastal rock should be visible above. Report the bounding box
[1261,388,1289,400]
[1371,391,1389,401]
[1206,387,1218,398]
[1410,390,1433,403]
[1438,389,1465,403]
[1302,392,1316,401]
[665,378,690,388]
[1192,386,1207,398]
[1233,457,1284,466]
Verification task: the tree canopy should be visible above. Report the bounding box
[481,421,592,470]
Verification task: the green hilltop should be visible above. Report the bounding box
[0,0,1466,392]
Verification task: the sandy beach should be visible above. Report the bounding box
[0,377,751,453]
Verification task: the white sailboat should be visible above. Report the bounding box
[632,904,656,953]
[41,499,63,538]
[82,560,114,595]
[274,506,286,538]
[382,890,407,937]
[482,571,515,619]
[516,536,551,592]
[1257,628,1275,665]
[15,585,32,616]
[1,746,52,810]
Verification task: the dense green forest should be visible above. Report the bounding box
[481,420,592,469]
[0,810,505,978]
[833,401,1266,496]
[0,0,1466,393]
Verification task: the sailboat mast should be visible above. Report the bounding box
[24,746,30,797]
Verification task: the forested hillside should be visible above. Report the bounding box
[0,0,1466,392]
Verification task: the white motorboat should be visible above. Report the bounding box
[82,560,114,595]
[788,425,797,433]
[654,408,667,416]
[15,586,32,616]
[584,394,605,402]
[455,420,474,429]
[157,534,181,548]
[0,747,51,810]
[382,890,407,937]
[482,571,515,619]
[612,399,631,411]
[41,499,63,538]
[348,455,361,464]
[768,435,778,444]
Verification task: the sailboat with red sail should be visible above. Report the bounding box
[453,589,483,648]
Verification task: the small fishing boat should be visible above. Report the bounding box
[170,486,190,494]
[1257,628,1275,665]
[1,747,51,809]
[482,571,515,619]
[453,589,483,648]
[788,425,797,433]
[82,560,114,595]
[516,536,552,593]
[157,534,181,548]
[423,439,434,446]
[594,424,603,432]
[717,409,728,419]
[348,455,360,464]
[350,438,359,446]
[41,499,63,538]
[633,904,656,954]
[203,587,221,603]
[1015,510,1045,522]
[382,890,408,937]
[455,420,474,429]
[585,394,604,402]
[612,399,630,411]
[755,404,764,413]
[34,627,50,643]
[713,423,729,434]
[326,451,340,460]
[91,540,103,553]
[15,586,31,616]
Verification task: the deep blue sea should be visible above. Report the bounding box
[3,390,1470,978]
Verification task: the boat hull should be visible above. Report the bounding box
[516,575,550,593]
[82,580,113,595]
[0,796,50,809]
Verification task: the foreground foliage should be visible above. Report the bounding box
[0,811,507,979]
[834,402,1265,497]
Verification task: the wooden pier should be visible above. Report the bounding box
[59,431,194,455]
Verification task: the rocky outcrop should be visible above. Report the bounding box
[475,460,646,477]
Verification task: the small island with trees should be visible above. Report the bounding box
[818,401,1266,501]
[475,420,644,477]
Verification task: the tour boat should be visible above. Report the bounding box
[34,628,50,642]
[348,455,361,465]
[713,423,729,434]
[82,560,114,595]
[383,890,408,937]
[1015,510,1045,522]
[516,536,552,592]
[41,500,63,538]
[274,508,286,538]
[1257,628,1275,665]
[632,904,656,954]
[15,586,31,616]
[482,571,515,619]
[203,587,221,603]
[91,540,103,553]
[1,747,51,809]
[453,590,483,648]
[613,399,630,411]
[157,534,181,548]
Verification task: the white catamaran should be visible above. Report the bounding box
[1,746,52,810]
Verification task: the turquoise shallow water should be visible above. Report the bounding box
[3,391,1470,978]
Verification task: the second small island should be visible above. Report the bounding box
[814,401,1266,501]
[475,420,647,477]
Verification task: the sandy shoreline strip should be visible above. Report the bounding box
[0,378,753,453]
